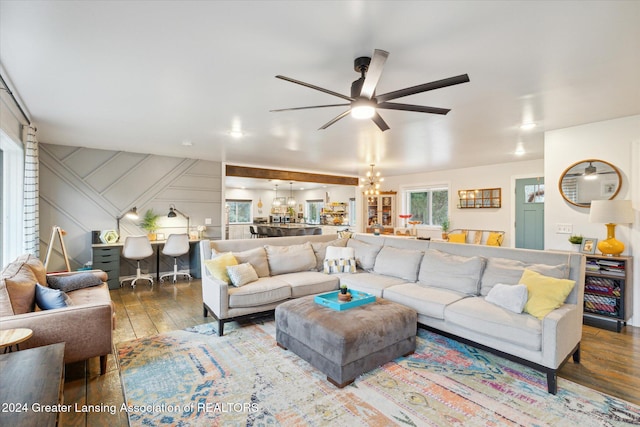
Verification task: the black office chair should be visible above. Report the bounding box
[249,226,259,239]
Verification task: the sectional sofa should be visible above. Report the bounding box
[200,233,584,394]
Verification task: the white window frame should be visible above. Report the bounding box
[305,199,324,224]
[1,130,24,265]
[226,199,253,224]
[401,183,450,228]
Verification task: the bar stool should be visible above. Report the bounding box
[120,235,154,288]
[249,226,259,238]
[159,233,192,284]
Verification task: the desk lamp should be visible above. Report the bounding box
[168,204,190,235]
[589,199,634,256]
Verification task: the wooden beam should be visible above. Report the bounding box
[226,165,359,186]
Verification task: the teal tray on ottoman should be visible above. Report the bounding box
[275,295,417,388]
[314,290,375,311]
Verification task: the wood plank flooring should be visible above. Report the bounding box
[61,279,639,426]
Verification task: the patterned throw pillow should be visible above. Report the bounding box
[323,258,357,274]
[226,263,259,287]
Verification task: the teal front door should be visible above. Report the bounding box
[515,177,545,249]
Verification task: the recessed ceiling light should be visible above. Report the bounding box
[181,140,193,147]
[229,130,244,139]
[515,143,526,156]
[520,122,536,130]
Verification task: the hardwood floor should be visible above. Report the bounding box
[61,279,639,426]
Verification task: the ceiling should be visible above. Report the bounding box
[1,1,638,180]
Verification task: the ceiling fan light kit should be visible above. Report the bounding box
[272,49,469,131]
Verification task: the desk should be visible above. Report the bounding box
[0,343,65,427]
[92,239,201,289]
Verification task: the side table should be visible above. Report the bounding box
[0,328,33,353]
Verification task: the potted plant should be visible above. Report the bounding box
[140,209,161,241]
[441,217,450,240]
[568,235,583,251]
[338,284,351,302]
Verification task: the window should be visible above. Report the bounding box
[348,198,356,227]
[226,200,252,224]
[1,130,24,265]
[403,186,449,226]
[306,199,324,224]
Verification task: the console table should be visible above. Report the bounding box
[0,343,65,426]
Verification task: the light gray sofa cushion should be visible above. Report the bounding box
[233,247,270,278]
[480,257,569,296]
[226,263,259,287]
[265,242,316,275]
[347,239,382,271]
[383,283,468,320]
[339,272,408,298]
[212,247,270,278]
[311,238,348,271]
[445,297,542,352]
[278,271,340,298]
[418,249,486,295]
[228,276,291,308]
[373,246,423,282]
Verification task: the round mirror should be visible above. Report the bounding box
[558,159,621,207]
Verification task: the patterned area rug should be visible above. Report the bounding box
[117,321,640,426]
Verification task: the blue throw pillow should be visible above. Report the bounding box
[47,272,103,292]
[35,283,73,310]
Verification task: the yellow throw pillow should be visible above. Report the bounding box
[486,232,504,246]
[204,253,238,284]
[520,269,575,319]
[447,233,466,243]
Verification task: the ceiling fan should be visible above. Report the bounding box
[271,49,469,131]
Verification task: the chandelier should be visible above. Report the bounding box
[272,184,286,207]
[287,181,296,207]
[360,164,384,198]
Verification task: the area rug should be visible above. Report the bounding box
[117,320,640,426]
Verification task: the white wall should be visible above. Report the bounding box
[381,159,544,246]
[545,115,640,325]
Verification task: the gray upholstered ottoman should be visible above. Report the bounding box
[275,295,417,387]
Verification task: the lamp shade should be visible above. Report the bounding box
[589,199,634,257]
[589,200,634,224]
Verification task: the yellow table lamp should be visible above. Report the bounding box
[589,200,634,256]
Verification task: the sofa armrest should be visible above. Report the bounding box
[0,302,113,365]
[541,303,582,368]
[201,269,230,319]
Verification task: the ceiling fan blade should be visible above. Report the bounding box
[270,103,350,112]
[360,49,389,99]
[319,110,351,130]
[371,112,390,131]
[275,75,354,102]
[376,74,470,103]
[377,102,451,115]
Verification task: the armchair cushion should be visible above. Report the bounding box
[1,261,38,315]
[47,272,103,292]
[35,283,73,310]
